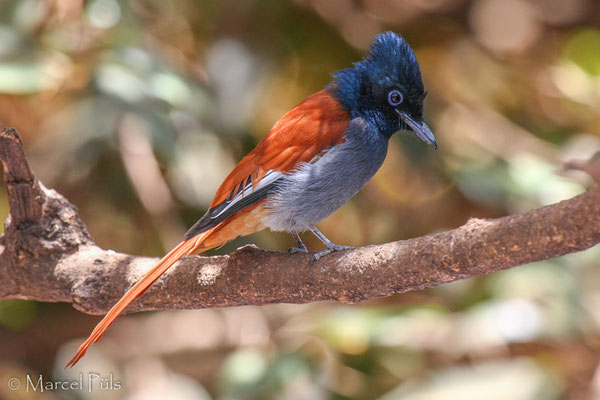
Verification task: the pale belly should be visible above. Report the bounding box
[263,118,388,232]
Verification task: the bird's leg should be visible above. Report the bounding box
[310,226,354,262]
[288,231,308,254]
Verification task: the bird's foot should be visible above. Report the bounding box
[288,245,308,254]
[289,231,308,255]
[311,245,354,263]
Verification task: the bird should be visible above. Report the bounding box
[66,31,436,367]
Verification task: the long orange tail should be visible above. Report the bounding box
[67,201,267,367]
[66,235,211,367]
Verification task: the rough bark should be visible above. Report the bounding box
[1,127,599,315]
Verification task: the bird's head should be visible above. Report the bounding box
[328,31,436,148]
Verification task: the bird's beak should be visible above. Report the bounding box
[395,110,437,149]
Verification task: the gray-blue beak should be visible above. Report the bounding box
[396,110,437,149]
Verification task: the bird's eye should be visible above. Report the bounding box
[387,89,403,106]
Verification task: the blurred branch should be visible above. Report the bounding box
[1,127,599,315]
[118,113,187,248]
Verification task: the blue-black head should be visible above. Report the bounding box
[328,31,436,148]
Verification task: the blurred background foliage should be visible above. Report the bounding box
[0,0,600,399]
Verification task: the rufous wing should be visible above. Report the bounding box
[185,89,350,238]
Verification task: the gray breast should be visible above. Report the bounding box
[263,118,389,232]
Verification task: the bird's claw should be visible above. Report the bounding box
[310,245,354,263]
[288,246,308,254]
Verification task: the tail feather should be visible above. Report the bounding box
[66,202,267,368]
[66,236,209,368]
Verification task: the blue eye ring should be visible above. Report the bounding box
[388,89,403,106]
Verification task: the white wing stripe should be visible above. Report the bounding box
[209,170,283,219]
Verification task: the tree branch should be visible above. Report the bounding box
[1,127,599,315]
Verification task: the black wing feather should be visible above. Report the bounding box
[184,178,278,239]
